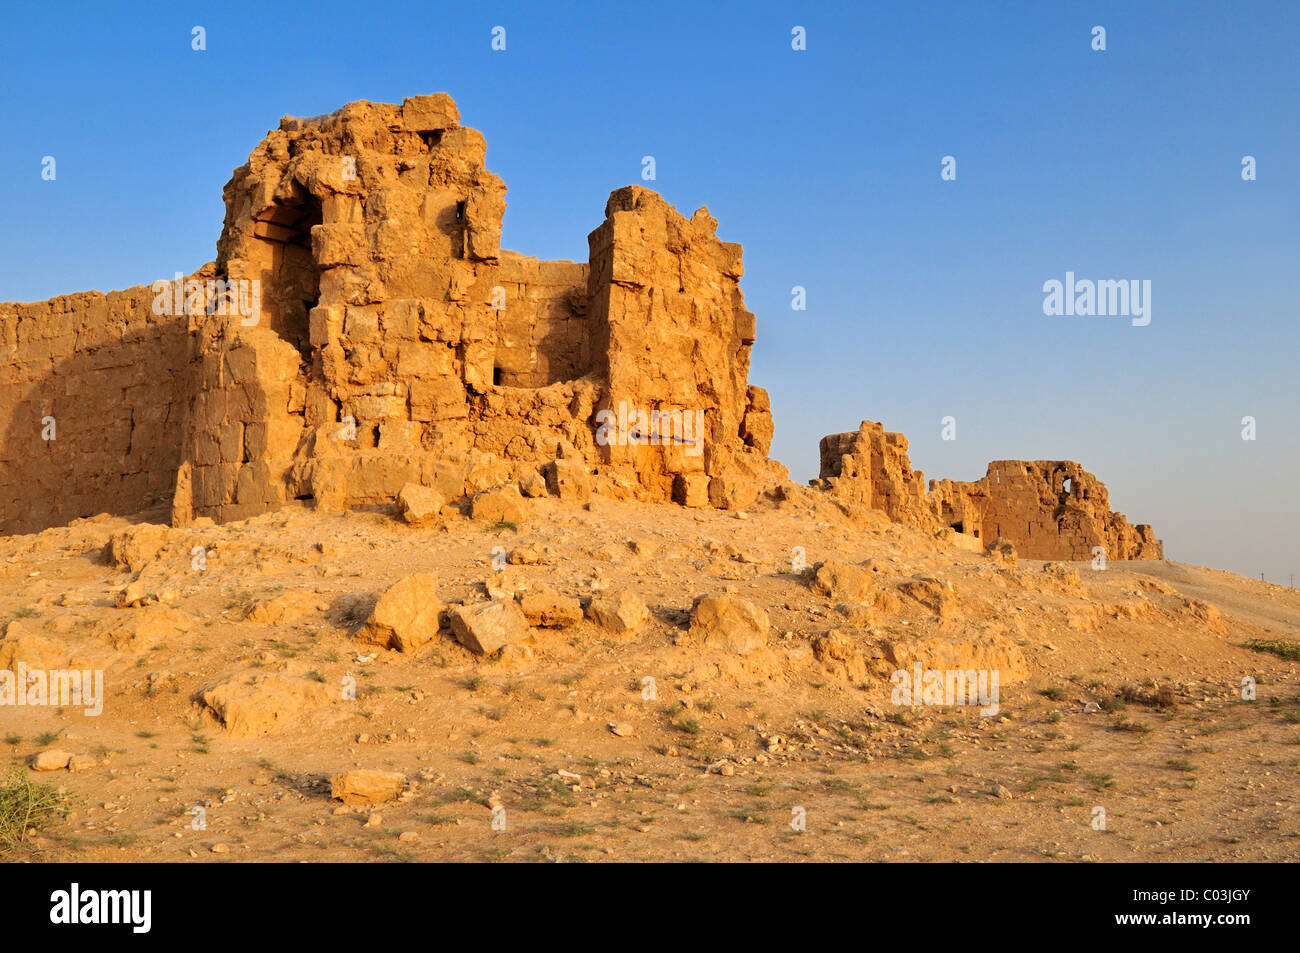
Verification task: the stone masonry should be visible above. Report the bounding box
[1,94,784,533]
[0,93,1159,563]
[819,422,1162,561]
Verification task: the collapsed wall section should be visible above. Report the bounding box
[928,461,1163,560]
[818,421,940,531]
[587,186,783,508]
[818,422,1162,560]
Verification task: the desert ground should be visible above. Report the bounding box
[2,489,1298,863]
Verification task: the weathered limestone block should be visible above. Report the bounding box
[448,599,531,655]
[689,594,769,655]
[355,573,443,652]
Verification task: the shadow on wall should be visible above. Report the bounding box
[0,314,188,535]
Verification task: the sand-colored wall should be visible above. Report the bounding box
[0,284,190,534]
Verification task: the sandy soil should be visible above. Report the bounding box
[2,492,1297,863]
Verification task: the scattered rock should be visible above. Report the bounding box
[355,574,443,652]
[448,599,531,655]
[29,749,72,772]
[689,594,769,655]
[330,769,406,805]
[396,483,446,525]
[470,485,527,524]
[508,545,545,565]
[243,591,319,626]
[586,589,650,635]
[518,471,548,499]
[517,586,582,628]
[107,523,173,573]
[807,560,873,602]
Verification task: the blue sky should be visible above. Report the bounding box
[1,1,1296,581]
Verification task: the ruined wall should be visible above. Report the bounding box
[0,284,192,534]
[818,421,940,531]
[587,186,782,508]
[163,96,568,521]
[0,94,1165,552]
[163,94,783,524]
[0,93,786,536]
[818,422,1162,560]
[928,461,1163,560]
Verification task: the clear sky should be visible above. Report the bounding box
[1,1,1296,582]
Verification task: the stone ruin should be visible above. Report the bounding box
[1,93,782,534]
[817,421,1162,561]
[0,92,1162,562]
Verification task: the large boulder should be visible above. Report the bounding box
[807,560,874,602]
[200,671,334,736]
[396,483,446,525]
[545,459,591,502]
[689,594,769,655]
[470,485,527,524]
[331,769,406,805]
[355,574,443,652]
[898,575,958,619]
[586,589,650,635]
[448,599,531,655]
[244,591,321,626]
[986,537,1017,567]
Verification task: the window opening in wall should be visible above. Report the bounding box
[493,365,504,386]
[1063,477,1072,494]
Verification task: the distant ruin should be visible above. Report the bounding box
[0,93,1161,561]
[818,421,1162,561]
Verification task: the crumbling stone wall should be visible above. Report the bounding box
[168,95,784,523]
[587,186,780,509]
[928,461,1163,560]
[818,421,939,531]
[0,284,191,534]
[1,93,1159,559]
[818,421,1162,560]
[2,93,786,535]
